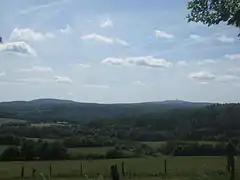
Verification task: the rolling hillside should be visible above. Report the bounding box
[0,99,211,123]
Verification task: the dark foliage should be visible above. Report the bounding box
[187,0,240,36]
[0,146,20,161]
[161,141,240,156]
[63,136,117,148]
[106,148,135,159]
[0,139,68,161]
[0,134,21,145]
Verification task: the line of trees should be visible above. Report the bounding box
[0,140,68,161]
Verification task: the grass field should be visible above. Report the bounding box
[141,141,166,148]
[0,145,111,157]
[141,141,221,149]
[68,147,112,156]
[0,156,239,180]
[0,118,26,125]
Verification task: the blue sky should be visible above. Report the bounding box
[0,0,240,103]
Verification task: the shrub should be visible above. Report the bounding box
[106,148,125,159]
[0,146,20,161]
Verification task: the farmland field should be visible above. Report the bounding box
[0,156,239,180]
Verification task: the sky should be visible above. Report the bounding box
[0,0,240,103]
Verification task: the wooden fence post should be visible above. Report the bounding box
[121,161,125,176]
[49,164,52,178]
[80,163,83,177]
[230,160,235,180]
[164,159,167,179]
[32,167,36,177]
[21,166,24,179]
[110,164,120,180]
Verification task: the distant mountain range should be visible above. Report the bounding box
[0,99,211,123]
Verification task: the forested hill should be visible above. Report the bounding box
[0,99,210,122]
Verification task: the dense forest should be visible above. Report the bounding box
[0,99,209,122]
[0,99,240,160]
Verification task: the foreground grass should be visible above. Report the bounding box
[0,156,239,180]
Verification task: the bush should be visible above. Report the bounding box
[70,153,105,160]
[106,148,125,159]
[63,136,117,148]
[0,134,20,145]
[0,146,20,161]
[160,141,234,156]
[105,147,136,159]
[0,140,68,161]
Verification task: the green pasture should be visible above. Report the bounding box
[0,156,238,180]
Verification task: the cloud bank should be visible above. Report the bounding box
[0,42,37,56]
[102,56,172,68]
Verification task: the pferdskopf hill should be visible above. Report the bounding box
[0,99,210,123]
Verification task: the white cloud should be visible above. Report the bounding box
[217,35,235,43]
[102,58,125,66]
[81,33,113,44]
[102,56,172,69]
[0,72,6,77]
[115,39,129,46]
[0,41,37,56]
[217,75,240,83]
[190,71,239,84]
[60,24,72,34]
[228,68,240,73]
[16,75,73,84]
[16,78,51,84]
[132,80,145,86]
[100,19,114,28]
[225,54,240,60]
[67,92,74,96]
[84,84,110,89]
[9,28,55,42]
[155,30,174,39]
[18,66,53,73]
[76,63,91,68]
[189,34,202,41]
[198,81,210,85]
[189,34,206,42]
[177,61,188,66]
[126,56,172,68]
[81,34,129,46]
[189,71,216,81]
[45,33,55,39]
[19,0,69,15]
[197,59,217,65]
[54,76,72,83]
[234,83,240,88]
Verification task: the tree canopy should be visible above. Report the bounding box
[187,0,240,35]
